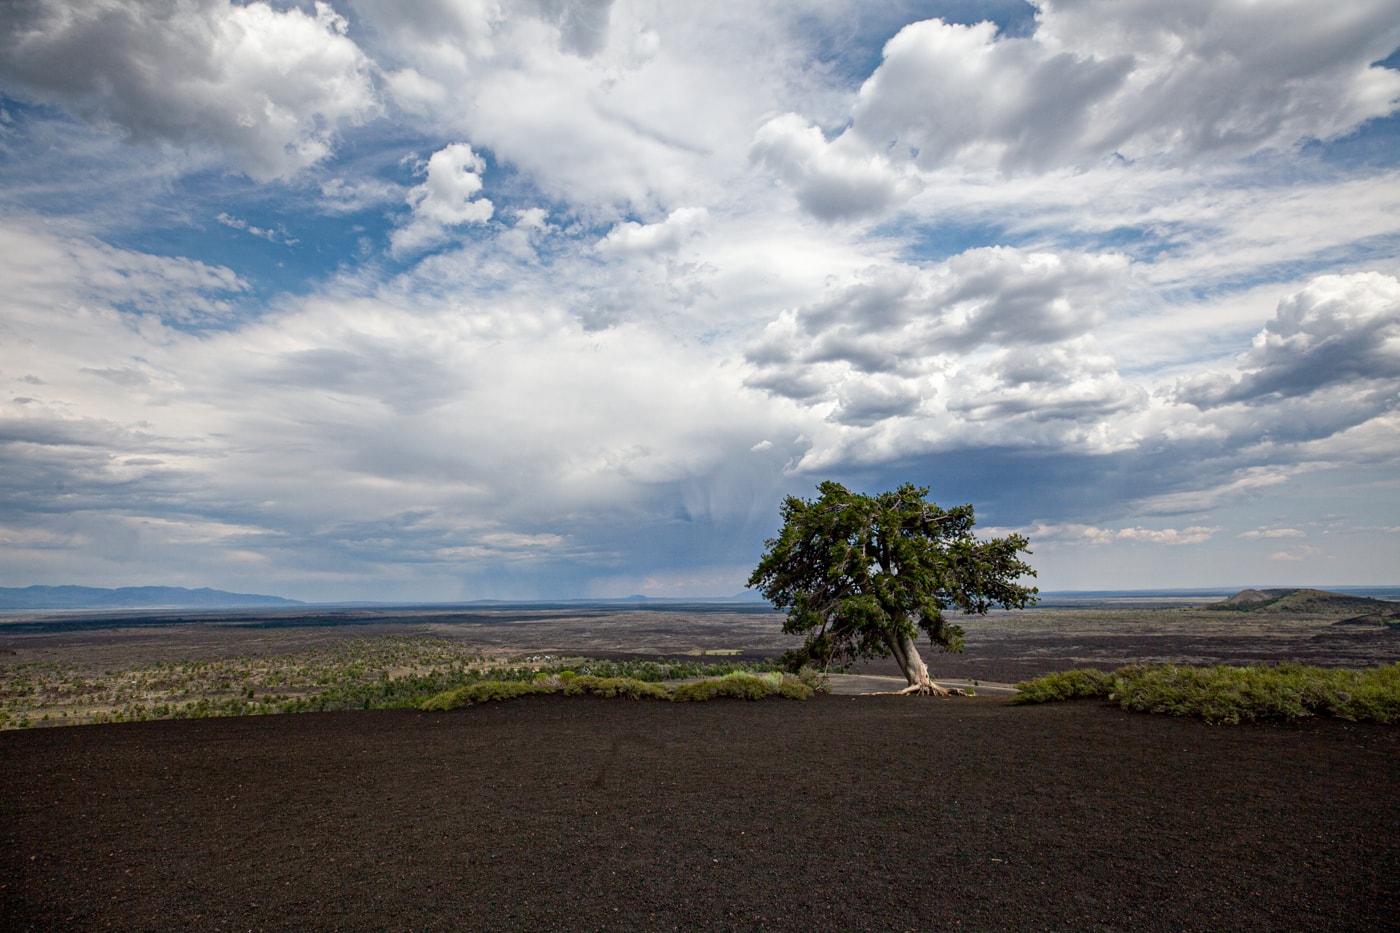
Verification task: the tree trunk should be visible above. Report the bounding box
[887,630,958,696]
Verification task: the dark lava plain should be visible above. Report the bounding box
[3,601,1399,931]
[4,695,1397,932]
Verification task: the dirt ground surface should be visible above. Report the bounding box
[4,694,1398,932]
[3,602,1398,930]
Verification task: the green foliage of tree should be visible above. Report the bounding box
[748,482,1038,695]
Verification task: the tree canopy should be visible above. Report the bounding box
[748,482,1038,695]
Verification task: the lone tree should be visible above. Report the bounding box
[748,482,1038,696]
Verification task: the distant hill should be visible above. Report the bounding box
[1209,588,1398,617]
[0,586,303,611]
[1220,588,1279,606]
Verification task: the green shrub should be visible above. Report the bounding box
[1330,664,1400,722]
[669,679,719,702]
[421,679,550,711]
[777,675,814,700]
[1114,664,1307,724]
[420,690,456,711]
[561,675,670,700]
[1016,662,1400,725]
[673,674,776,701]
[1013,668,1115,703]
[558,657,780,682]
[793,666,829,693]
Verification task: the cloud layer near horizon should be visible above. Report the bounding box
[1,0,1397,599]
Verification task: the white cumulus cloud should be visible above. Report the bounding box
[747,0,1400,221]
[745,246,1135,432]
[390,143,496,257]
[0,0,380,179]
[855,0,1400,172]
[750,113,916,221]
[595,207,708,255]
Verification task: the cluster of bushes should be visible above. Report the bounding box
[687,670,819,700]
[1014,662,1400,724]
[542,657,783,681]
[420,669,822,711]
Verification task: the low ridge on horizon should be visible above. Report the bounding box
[6,583,1399,613]
[0,585,304,611]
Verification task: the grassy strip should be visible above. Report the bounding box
[420,670,820,711]
[1014,662,1400,724]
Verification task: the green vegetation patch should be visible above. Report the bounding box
[1,637,811,729]
[673,673,773,701]
[672,672,815,702]
[561,675,671,700]
[1012,668,1116,703]
[560,657,781,681]
[420,679,552,710]
[420,670,819,709]
[1015,662,1400,725]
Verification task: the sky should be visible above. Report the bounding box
[0,0,1398,602]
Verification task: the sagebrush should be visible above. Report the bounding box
[421,671,819,710]
[1014,662,1400,724]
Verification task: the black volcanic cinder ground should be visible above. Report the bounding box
[3,694,1397,932]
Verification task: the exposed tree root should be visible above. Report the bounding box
[867,682,966,697]
[895,682,965,697]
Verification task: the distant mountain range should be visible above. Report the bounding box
[0,586,304,610]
